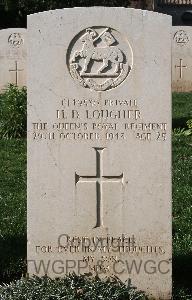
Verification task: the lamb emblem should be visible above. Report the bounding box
[68,27,131,91]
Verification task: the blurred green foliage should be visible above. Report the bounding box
[0,275,147,300]
[0,84,27,139]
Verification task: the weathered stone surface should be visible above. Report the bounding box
[172,26,192,92]
[27,8,172,300]
[0,28,27,90]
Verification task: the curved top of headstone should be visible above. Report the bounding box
[0,28,26,31]
[0,28,27,38]
[27,6,172,94]
[28,6,172,20]
[0,28,26,51]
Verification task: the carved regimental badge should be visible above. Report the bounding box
[8,33,24,47]
[174,30,189,46]
[67,27,133,91]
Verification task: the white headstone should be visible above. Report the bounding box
[0,28,27,90]
[27,8,172,300]
[172,26,192,92]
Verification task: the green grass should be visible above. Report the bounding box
[172,135,192,300]
[0,93,191,299]
[0,85,27,139]
[172,92,192,129]
[0,139,26,282]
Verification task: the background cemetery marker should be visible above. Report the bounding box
[9,60,24,86]
[28,8,172,300]
[0,28,27,90]
[172,26,192,92]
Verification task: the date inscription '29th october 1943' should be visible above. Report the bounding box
[31,97,168,142]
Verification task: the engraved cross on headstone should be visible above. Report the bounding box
[9,61,24,85]
[175,58,187,79]
[75,147,124,228]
